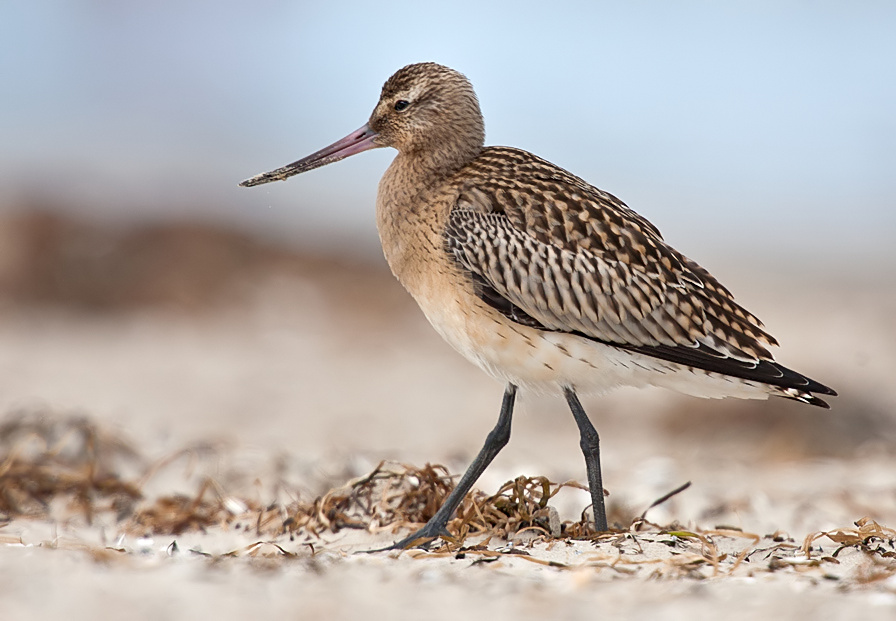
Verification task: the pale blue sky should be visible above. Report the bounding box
[1,1,893,264]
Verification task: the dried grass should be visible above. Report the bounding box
[2,410,895,585]
[282,462,594,544]
[0,411,143,524]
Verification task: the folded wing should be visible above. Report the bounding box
[445,147,836,404]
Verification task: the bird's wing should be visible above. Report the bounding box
[445,147,782,365]
[446,147,836,400]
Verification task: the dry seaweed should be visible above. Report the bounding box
[3,409,896,588]
[803,517,896,567]
[0,411,142,523]
[128,480,231,536]
[278,462,600,547]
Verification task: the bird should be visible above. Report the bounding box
[240,62,836,549]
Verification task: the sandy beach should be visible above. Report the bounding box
[1,215,895,620]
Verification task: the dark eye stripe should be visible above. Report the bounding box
[394,100,410,112]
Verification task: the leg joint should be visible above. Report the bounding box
[484,424,511,451]
[579,430,599,453]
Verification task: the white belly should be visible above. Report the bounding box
[417,285,770,402]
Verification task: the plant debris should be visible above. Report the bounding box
[0,410,143,524]
[2,409,895,587]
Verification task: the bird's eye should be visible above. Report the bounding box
[394,100,410,112]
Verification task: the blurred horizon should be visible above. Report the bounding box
[1,1,894,267]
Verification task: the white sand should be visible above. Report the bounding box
[1,265,895,620]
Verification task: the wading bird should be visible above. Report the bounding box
[241,62,836,549]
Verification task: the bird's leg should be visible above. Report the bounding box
[563,388,609,532]
[372,384,518,552]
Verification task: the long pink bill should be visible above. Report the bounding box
[239,123,379,187]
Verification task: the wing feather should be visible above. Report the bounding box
[444,147,836,401]
[446,148,779,363]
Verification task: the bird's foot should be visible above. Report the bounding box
[364,522,453,553]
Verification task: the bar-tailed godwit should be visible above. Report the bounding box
[241,62,836,549]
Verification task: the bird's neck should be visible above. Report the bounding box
[401,138,481,186]
[379,142,479,213]
[375,144,477,293]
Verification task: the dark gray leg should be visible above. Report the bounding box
[375,384,518,551]
[563,387,609,532]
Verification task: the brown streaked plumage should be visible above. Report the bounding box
[241,62,836,549]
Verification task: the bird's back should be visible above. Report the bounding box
[439,146,835,405]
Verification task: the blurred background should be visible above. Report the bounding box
[2,1,894,261]
[0,1,894,520]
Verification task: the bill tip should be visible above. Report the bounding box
[239,175,267,188]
